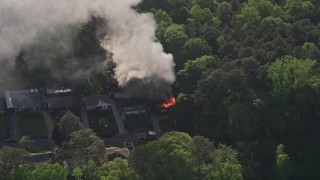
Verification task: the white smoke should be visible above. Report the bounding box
[0,0,175,96]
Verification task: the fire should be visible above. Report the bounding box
[161,97,176,108]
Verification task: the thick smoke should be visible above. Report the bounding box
[0,0,175,98]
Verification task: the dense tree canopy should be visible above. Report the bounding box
[137,0,320,178]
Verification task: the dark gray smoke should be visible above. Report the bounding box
[0,0,175,98]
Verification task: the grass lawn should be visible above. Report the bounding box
[124,113,152,133]
[18,114,47,139]
[88,112,118,137]
[0,114,9,140]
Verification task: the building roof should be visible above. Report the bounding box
[105,147,129,159]
[84,95,110,110]
[4,89,41,109]
[113,93,146,108]
[45,88,77,109]
[113,92,130,99]
[47,96,77,109]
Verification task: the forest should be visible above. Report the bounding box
[1,0,320,179]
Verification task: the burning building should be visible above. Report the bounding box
[113,92,148,115]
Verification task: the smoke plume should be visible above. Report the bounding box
[0,0,175,98]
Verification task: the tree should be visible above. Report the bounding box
[100,158,139,180]
[0,146,30,178]
[170,6,190,24]
[210,161,243,180]
[72,167,83,180]
[32,163,67,180]
[303,42,320,60]
[155,9,173,24]
[81,160,101,180]
[164,24,188,67]
[167,0,185,9]
[193,69,228,108]
[188,136,215,180]
[284,0,315,20]
[156,21,169,42]
[217,2,233,25]
[236,5,261,30]
[7,165,32,180]
[129,141,158,179]
[275,144,291,179]
[182,38,211,60]
[59,111,84,139]
[210,144,243,180]
[268,56,320,96]
[177,55,215,93]
[192,0,215,9]
[19,135,33,150]
[57,129,104,168]
[130,131,196,179]
[237,0,282,29]
[190,5,213,23]
[164,24,188,54]
[174,93,197,134]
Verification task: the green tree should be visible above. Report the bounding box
[189,136,215,180]
[170,6,190,24]
[57,129,104,168]
[72,167,83,180]
[177,55,215,93]
[167,0,185,9]
[210,144,243,180]
[237,0,282,26]
[174,93,197,133]
[182,38,211,60]
[100,158,139,180]
[129,141,157,179]
[190,5,213,23]
[217,2,233,25]
[130,131,196,179]
[81,160,101,180]
[0,146,30,178]
[155,9,173,24]
[32,163,67,180]
[236,5,261,30]
[303,42,320,59]
[7,165,32,180]
[59,111,85,139]
[284,0,315,20]
[156,21,171,43]
[217,36,225,46]
[268,56,320,96]
[19,135,33,150]
[164,24,188,67]
[192,0,215,9]
[275,144,291,179]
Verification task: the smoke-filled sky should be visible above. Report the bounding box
[0,0,175,98]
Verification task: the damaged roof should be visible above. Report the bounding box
[4,89,41,109]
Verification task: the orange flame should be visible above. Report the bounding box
[161,97,176,108]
